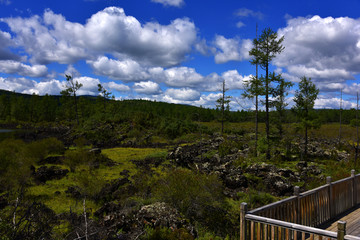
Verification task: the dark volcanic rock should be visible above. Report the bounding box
[223,169,248,189]
[33,166,69,183]
[137,202,195,232]
[263,173,293,196]
[245,163,296,196]
[96,202,196,239]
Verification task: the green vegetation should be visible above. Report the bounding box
[0,82,360,239]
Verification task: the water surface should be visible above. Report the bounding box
[0,129,14,133]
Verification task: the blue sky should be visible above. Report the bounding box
[0,0,359,110]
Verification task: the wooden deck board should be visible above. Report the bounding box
[325,206,360,236]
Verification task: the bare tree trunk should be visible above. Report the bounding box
[255,94,258,157]
[265,64,270,160]
[221,80,225,135]
[12,196,19,229]
[84,198,88,240]
[339,88,342,145]
[305,124,308,161]
[255,24,259,157]
[356,92,359,166]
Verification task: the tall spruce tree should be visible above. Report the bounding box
[249,27,285,159]
[270,73,293,139]
[216,79,231,135]
[242,24,265,156]
[60,75,82,125]
[242,75,264,156]
[293,76,319,161]
[98,84,111,112]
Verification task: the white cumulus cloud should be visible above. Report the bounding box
[88,56,150,81]
[276,15,360,90]
[106,82,130,92]
[213,35,252,63]
[2,11,88,64]
[165,88,200,101]
[1,7,197,67]
[84,7,196,66]
[0,77,63,95]
[156,67,204,87]
[134,81,162,95]
[0,60,48,77]
[315,96,356,109]
[151,0,184,7]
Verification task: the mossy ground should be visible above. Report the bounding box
[27,147,168,215]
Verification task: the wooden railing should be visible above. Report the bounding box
[240,170,360,240]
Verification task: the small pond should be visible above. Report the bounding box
[0,129,14,133]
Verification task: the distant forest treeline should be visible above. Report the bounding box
[0,89,357,125]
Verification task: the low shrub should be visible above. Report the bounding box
[153,168,230,235]
[63,149,93,172]
[75,170,105,200]
[237,189,277,209]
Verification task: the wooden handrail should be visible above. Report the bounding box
[245,214,337,238]
[248,196,297,214]
[241,170,360,240]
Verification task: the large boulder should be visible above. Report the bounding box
[263,173,293,196]
[223,169,248,189]
[96,202,196,239]
[137,202,196,236]
[245,163,296,196]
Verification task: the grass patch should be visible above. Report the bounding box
[27,172,98,214]
[101,147,168,178]
[27,147,168,214]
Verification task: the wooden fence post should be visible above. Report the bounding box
[337,221,346,240]
[351,169,356,207]
[327,176,333,218]
[240,202,248,240]
[294,186,300,224]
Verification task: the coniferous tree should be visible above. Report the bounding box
[293,76,319,161]
[356,92,359,166]
[339,88,343,145]
[270,73,293,139]
[60,75,82,124]
[242,75,264,156]
[97,84,111,112]
[249,27,285,159]
[244,24,262,156]
[216,79,231,135]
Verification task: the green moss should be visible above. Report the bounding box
[27,175,98,215]
[24,147,168,216]
[101,147,167,177]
